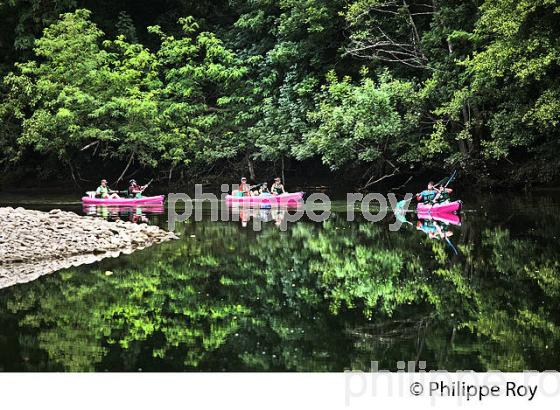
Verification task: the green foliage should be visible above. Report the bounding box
[1,9,245,176]
[115,11,138,43]
[149,17,247,166]
[298,70,419,170]
[454,0,560,181]
[1,0,560,185]
[3,10,164,170]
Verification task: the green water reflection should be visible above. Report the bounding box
[0,196,559,371]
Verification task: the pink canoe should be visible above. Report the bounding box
[417,200,462,214]
[225,192,304,206]
[82,204,165,214]
[81,195,165,205]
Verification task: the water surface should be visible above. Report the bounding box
[0,193,559,371]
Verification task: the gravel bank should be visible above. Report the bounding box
[0,207,178,289]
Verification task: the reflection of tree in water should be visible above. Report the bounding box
[1,209,559,371]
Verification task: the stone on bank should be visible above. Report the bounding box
[0,207,178,289]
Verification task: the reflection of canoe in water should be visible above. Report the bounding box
[417,212,460,255]
[417,200,462,214]
[417,212,461,226]
[82,204,165,215]
[225,192,304,206]
[81,195,165,205]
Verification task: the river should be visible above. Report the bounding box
[0,192,559,371]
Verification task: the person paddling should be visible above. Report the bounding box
[271,177,285,195]
[416,181,437,204]
[434,184,453,203]
[259,182,270,195]
[128,179,147,198]
[239,177,252,197]
[416,181,453,204]
[416,219,452,240]
[96,179,120,199]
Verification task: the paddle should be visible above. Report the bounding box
[429,169,457,192]
[398,177,445,209]
[396,170,458,209]
[140,178,154,193]
[432,170,457,205]
[250,182,266,191]
[422,170,458,206]
[434,175,449,188]
[444,236,459,255]
[441,170,457,188]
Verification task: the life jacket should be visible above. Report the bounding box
[128,183,141,198]
[272,183,283,195]
[417,220,437,235]
[438,191,451,202]
[96,185,110,198]
[240,182,250,195]
[418,190,437,203]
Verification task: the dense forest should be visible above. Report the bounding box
[1,0,559,189]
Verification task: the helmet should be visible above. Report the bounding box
[129,179,136,185]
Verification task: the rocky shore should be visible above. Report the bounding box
[0,207,178,289]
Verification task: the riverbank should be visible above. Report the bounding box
[0,207,178,289]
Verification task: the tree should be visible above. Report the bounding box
[149,16,246,173]
[3,10,165,182]
[296,69,420,188]
[1,9,245,183]
[457,0,560,183]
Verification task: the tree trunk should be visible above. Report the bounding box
[67,159,81,188]
[281,156,285,183]
[470,103,483,153]
[442,7,471,157]
[168,165,174,183]
[115,152,135,185]
[461,105,474,153]
[247,156,256,181]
